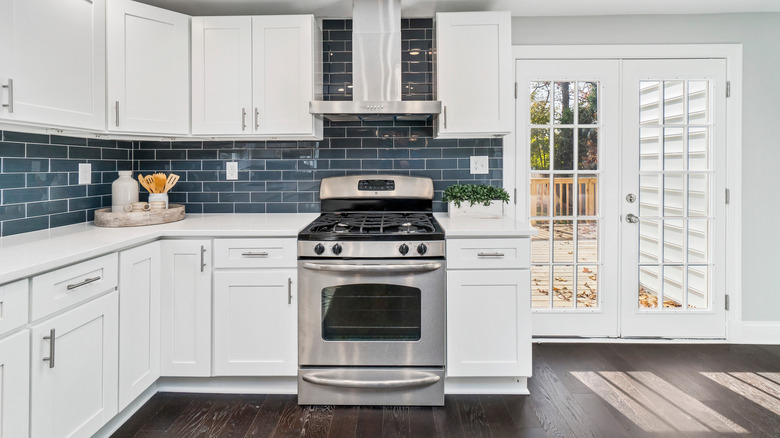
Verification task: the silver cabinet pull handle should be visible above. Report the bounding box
[626,213,639,224]
[302,372,440,389]
[443,105,447,129]
[201,245,207,272]
[287,278,292,305]
[115,101,120,127]
[302,262,442,273]
[2,79,13,113]
[241,108,247,131]
[241,251,269,257]
[43,329,55,368]
[477,252,505,257]
[254,108,259,130]
[67,276,101,290]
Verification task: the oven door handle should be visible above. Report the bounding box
[301,262,442,273]
[302,372,441,389]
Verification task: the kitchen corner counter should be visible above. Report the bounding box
[0,213,318,285]
[434,214,537,238]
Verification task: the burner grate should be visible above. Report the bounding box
[305,212,436,235]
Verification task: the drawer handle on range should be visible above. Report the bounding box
[241,251,269,257]
[477,252,505,257]
[66,276,101,290]
[302,262,441,273]
[42,329,55,368]
[302,372,440,389]
[2,78,13,113]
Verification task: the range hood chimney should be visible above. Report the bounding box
[309,0,441,121]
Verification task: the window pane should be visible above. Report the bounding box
[577,174,598,216]
[578,128,598,170]
[577,220,598,263]
[639,127,661,171]
[553,174,574,216]
[639,265,660,309]
[688,174,708,217]
[530,81,551,124]
[663,174,684,217]
[639,81,660,125]
[578,81,598,124]
[554,82,575,124]
[553,265,574,308]
[577,265,598,308]
[688,81,709,124]
[532,265,551,309]
[688,219,708,263]
[688,127,708,171]
[531,220,550,263]
[553,128,574,170]
[530,128,550,170]
[639,174,660,217]
[530,173,549,217]
[663,127,684,171]
[553,220,574,263]
[687,265,708,309]
[663,219,684,263]
[663,265,684,308]
[663,81,684,124]
[639,219,660,263]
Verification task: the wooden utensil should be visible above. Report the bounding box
[143,175,157,193]
[138,174,152,193]
[164,174,179,193]
[153,173,166,193]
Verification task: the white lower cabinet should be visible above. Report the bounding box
[118,241,161,410]
[0,330,30,438]
[160,240,212,377]
[213,270,297,376]
[30,292,118,438]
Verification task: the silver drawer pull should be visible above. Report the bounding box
[241,251,269,257]
[43,329,55,368]
[66,276,100,290]
[477,252,505,257]
[2,79,13,113]
[201,245,207,272]
[287,277,292,304]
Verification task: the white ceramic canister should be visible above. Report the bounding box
[111,171,139,212]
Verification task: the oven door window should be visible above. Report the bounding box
[321,284,421,341]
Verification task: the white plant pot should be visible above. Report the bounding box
[447,200,504,219]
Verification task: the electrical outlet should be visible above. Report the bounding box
[470,156,489,175]
[78,163,91,184]
[226,161,238,180]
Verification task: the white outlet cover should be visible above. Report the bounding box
[78,163,92,184]
[470,156,489,175]
[226,161,238,180]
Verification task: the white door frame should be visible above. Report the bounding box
[505,44,743,341]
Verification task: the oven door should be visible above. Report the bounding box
[298,259,445,367]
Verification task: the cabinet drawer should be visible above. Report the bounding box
[31,253,118,321]
[213,238,296,268]
[446,238,530,270]
[0,280,29,336]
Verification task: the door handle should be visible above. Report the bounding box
[626,213,639,224]
[42,329,55,368]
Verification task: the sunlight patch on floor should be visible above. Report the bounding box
[702,372,780,417]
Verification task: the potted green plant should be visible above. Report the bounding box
[442,184,510,218]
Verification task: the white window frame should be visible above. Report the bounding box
[504,44,742,342]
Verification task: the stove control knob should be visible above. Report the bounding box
[399,244,409,255]
[314,243,325,255]
[332,244,342,255]
[417,243,428,255]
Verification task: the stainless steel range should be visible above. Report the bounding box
[297,175,445,406]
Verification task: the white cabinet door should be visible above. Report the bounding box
[107,0,190,134]
[446,269,530,377]
[0,330,30,438]
[0,0,105,130]
[191,16,252,135]
[435,11,511,138]
[160,240,212,377]
[213,270,297,376]
[252,15,318,136]
[30,292,118,438]
[118,241,161,410]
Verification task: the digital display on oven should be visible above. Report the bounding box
[358,179,395,191]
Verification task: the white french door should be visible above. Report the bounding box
[518,56,728,339]
[621,59,727,338]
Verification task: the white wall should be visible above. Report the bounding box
[511,13,780,322]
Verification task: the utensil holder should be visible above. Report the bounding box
[148,193,168,209]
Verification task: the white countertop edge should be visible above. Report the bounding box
[433,214,537,238]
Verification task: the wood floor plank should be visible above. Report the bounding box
[301,405,335,438]
[382,406,410,438]
[326,407,359,438]
[407,407,437,438]
[215,395,267,438]
[110,393,168,438]
[432,396,466,438]
[245,394,294,438]
[138,393,198,432]
[479,395,519,438]
[354,407,384,438]
[453,395,491,438]
[163,395,218,437]
[571,392,651,438]
[271,396,308,438]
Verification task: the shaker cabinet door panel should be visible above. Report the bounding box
[107,0,190,134]
[0,330,30,438]
[0,0,106,130]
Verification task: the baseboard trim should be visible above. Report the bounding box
[92,382,158,438]
[445,377,529,395]
[156,376,298,394]
[735,321,780,344]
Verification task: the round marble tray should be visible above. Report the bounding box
[94,204,185,228]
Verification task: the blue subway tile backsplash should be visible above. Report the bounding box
[0,19,502,237]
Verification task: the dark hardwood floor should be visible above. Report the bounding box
[111,344,780,437]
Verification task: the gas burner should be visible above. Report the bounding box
[397,223,418,233]
[333,223,351,233]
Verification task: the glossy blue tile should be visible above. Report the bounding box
[0,204,26,221]
[251,192,282,202]
[68,146,101,159]
[0,173,25,189]
[87,138,117,148]
[3,216,48,236]
[68,196,102,211]
[235,203,265,213]
[266,203,297,213]
[50,211,85,228]
[283,192,313,203]
[3,158,49,173]
[4,131,49,143]
[0,142,26,158]
[27,173,68,187]
[50,185,86,200]
[27,200,68,217]
[203,203,233,213]
[202,181,233,192]
[26,143,67,159]
[188,192,219,203]
[219,192,249,203]
[234,181,266,192]
[51,135,87,146]
[3,187,48,204]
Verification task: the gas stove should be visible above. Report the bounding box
[297,175,445,259]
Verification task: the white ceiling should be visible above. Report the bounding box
[136,0,780,18]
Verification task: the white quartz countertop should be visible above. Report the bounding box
[0,213,535,284]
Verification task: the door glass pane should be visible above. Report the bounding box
[688,219,708,263]
[639,174,660,216]
[688,127,708,171]
[663,174,684,217]
[531,220,551,263]
[578,81,598,124]
[530,173,549,217]
[688,174,708,217]
[553,265,574,308]
[553,174,574,216]
[553,128,574,170]
[663,219,684,263]
[530,128,550,170]
[663,127,684,171]
[639,81,660,125]
[529,81,551,124]
[321,284,421,341]
[663,81,684,124]
[663,266,684,308]
[531,265,551,309]
[553,220,574,263]
[577,265,598,308]
[639,219,660,263]
[577,220,598,263]
[639,127,661,171]
[688,81,709,124]
[687,266,708,309]
[578,174,598,216]
[578,128,598,170]
[554,82,575,124]
[639,265,660,309]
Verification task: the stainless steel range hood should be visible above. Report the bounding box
[309,0,441,121]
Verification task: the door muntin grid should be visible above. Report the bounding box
[637,80,712,311]
[530,80,601,311]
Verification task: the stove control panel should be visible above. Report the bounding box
[298,240,445,258]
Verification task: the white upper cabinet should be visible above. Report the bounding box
[435,11,512,139]
[0,0,106,130]
[107,0,190,134]
[192,15,322,138]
